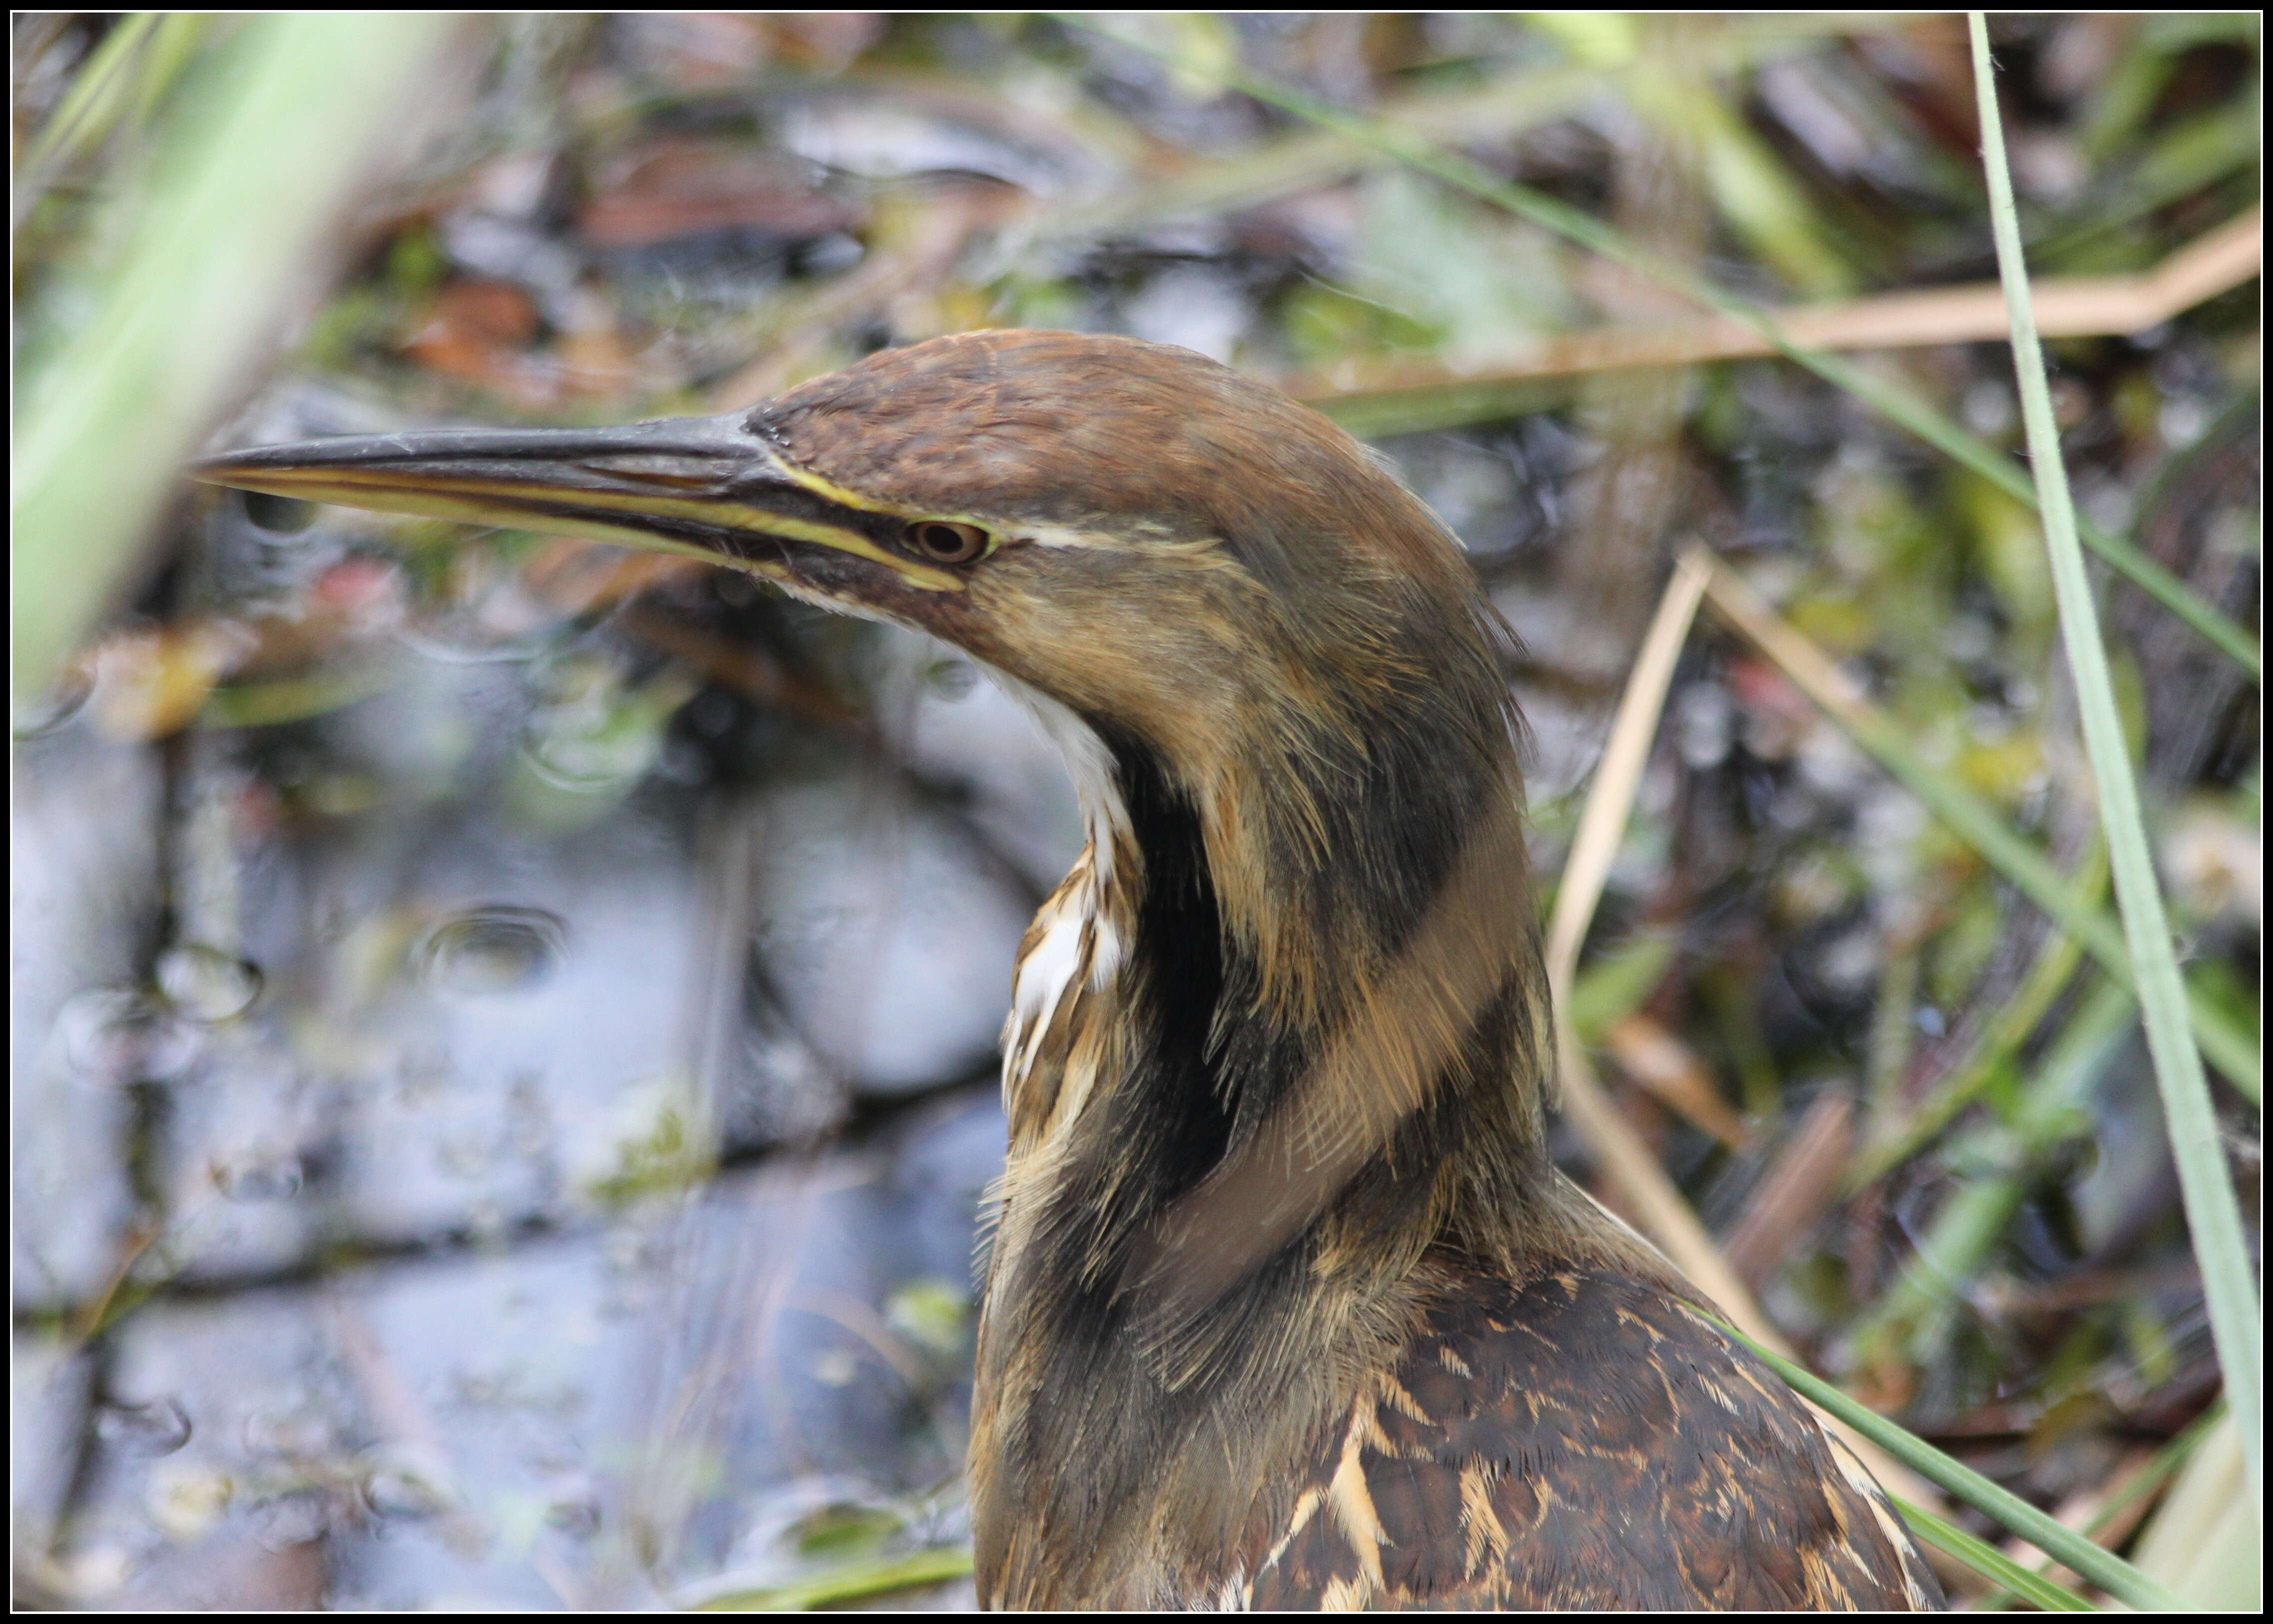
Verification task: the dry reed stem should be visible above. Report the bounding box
[1602,1012,1750,1148]
[1543,547,1938,1509]
[1542,553,1737,1314]
[1296,207,2261,405]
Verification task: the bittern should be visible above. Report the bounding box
[197,330,1941,1610]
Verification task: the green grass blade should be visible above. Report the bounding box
[1975,1402,2228,1611]
[2125,1408,2258,1608]
[1826,696,2256,1098]
[2089,1401,2227,1543]
[1891,1497,2095,1612]
[16,12,160,182]
[1723,1325,2186,1611]
[1970,11,2261,1518]
[1061,16,2261,682]
[1851,846,2103,1187]
[12,14,460,698]
[1697,554,2259,1101]
[1794,344,2261,679]
[1851,979,2138,1362]
[687,1545,975,1611]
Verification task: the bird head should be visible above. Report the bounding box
[200,334,1499,737]
[197,330,1530,1021]
[202,331,1569,1443]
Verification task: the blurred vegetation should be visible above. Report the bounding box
[12,12,2259,1612]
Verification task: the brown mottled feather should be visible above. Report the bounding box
[1244,1265,1942,1610]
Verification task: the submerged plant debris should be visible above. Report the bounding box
[12,12,2259,1611]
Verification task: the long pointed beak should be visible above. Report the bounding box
[192,413,966,592]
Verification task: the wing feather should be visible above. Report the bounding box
[1242,1267,1942,1611]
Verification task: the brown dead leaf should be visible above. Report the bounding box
[1722,1088,1856,1292]
[578,138,860,248]
[1602,1012,1750,1148]
[402,276,542,390]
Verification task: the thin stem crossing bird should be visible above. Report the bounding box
[197,329,1942,1610]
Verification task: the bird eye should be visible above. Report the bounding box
[904,520,990,565]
